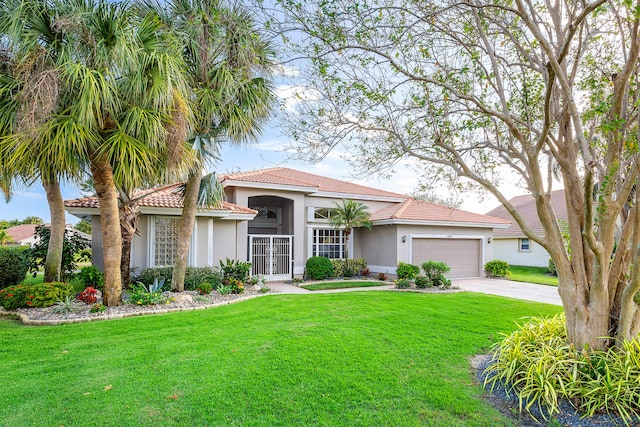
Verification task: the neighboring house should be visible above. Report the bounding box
[3,224,38,246]
[65,167,510,281]
[485,190,567,268]
[2,224,91,247]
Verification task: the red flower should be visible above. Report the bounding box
[26,301,32,306]
[7,294,13,297]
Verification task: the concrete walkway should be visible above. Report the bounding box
[268,278,562,306]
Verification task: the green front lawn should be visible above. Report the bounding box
[301,280,388,291]
[0,292,561,426]
[508,265,559,286]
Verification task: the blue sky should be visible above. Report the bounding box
[0,78,518,224]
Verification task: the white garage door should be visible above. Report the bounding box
[411,238,481,278]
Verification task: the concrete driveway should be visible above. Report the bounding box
[268,278,562,306]
[454,278,562,306]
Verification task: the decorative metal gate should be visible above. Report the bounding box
[248,235,293,281]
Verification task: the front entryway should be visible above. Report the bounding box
[248,235,293,281]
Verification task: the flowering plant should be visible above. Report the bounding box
[77,287,98,304]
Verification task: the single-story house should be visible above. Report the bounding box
[3,224,39,246]
[65,167,510,280]
[3,223,91,247]
[485,190,567,268]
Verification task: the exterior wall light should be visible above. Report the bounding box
[488,237,493,244]
[402,235,407,243]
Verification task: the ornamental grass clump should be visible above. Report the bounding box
[483,314,640,424]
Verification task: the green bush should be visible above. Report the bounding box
[395,278,411,289]
[0,248,28,289]
[185,266,222,291]
[78,266,105,290]
[484,314,640,424]
[396,262,420,279]
[484,260,510,278]
[219,258,252,283]
[330,259,367,277]
[132,267,173,291]
[196,282,213,295]
[548,258,557,275]
[0,282,73,310]
[421,261,451,286]
[305,256,334,280]
[415,276,432,288]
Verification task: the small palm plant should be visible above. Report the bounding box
[330,199,372,275]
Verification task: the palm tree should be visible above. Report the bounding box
[0,0,190,305]
[330,199,372,274]
[0,0,84,283]
[142,0,275,291]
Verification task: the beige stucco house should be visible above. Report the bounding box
[65,167,510,281]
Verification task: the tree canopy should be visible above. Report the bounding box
[265,0,640,349]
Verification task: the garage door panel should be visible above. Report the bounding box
[411,238,480,278]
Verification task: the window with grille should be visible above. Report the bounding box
[519,238,531,252]
[312,228,345,259]
[154,218,179,266]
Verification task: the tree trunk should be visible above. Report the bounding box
[119,200,139,287]
[90,155,123,306]
[42,176,64,283]
[171,170,201,292]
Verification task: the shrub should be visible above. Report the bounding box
[421,261,451,286]
[0,282,73,310]
[185,266,222,291]
[226,278,244,294]
[360,268,370,277]
[377,272,387,281]
[484,260,510,278]
[196,282,213,295]
[396,262,420,279]
[127,283,167,305]
[0,248,28,289]
[219,258,252,283]
[415,275,432,288]
[395,278,411,289]
[330,259,367,277]
[77,287,99,304]
[132,267,173,291]
[483,314,640,424]
[305,256,334,280]
[548,258,557,275]
[78,266,105,291]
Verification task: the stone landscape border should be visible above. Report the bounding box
[0,293,264,326]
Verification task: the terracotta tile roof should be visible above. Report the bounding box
[64,183,256,215]
[220,167,408,199]
[4,224,37,242]
[485,190,567,238]
[371,198,511,226]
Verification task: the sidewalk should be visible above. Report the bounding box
[268,278,562,306]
